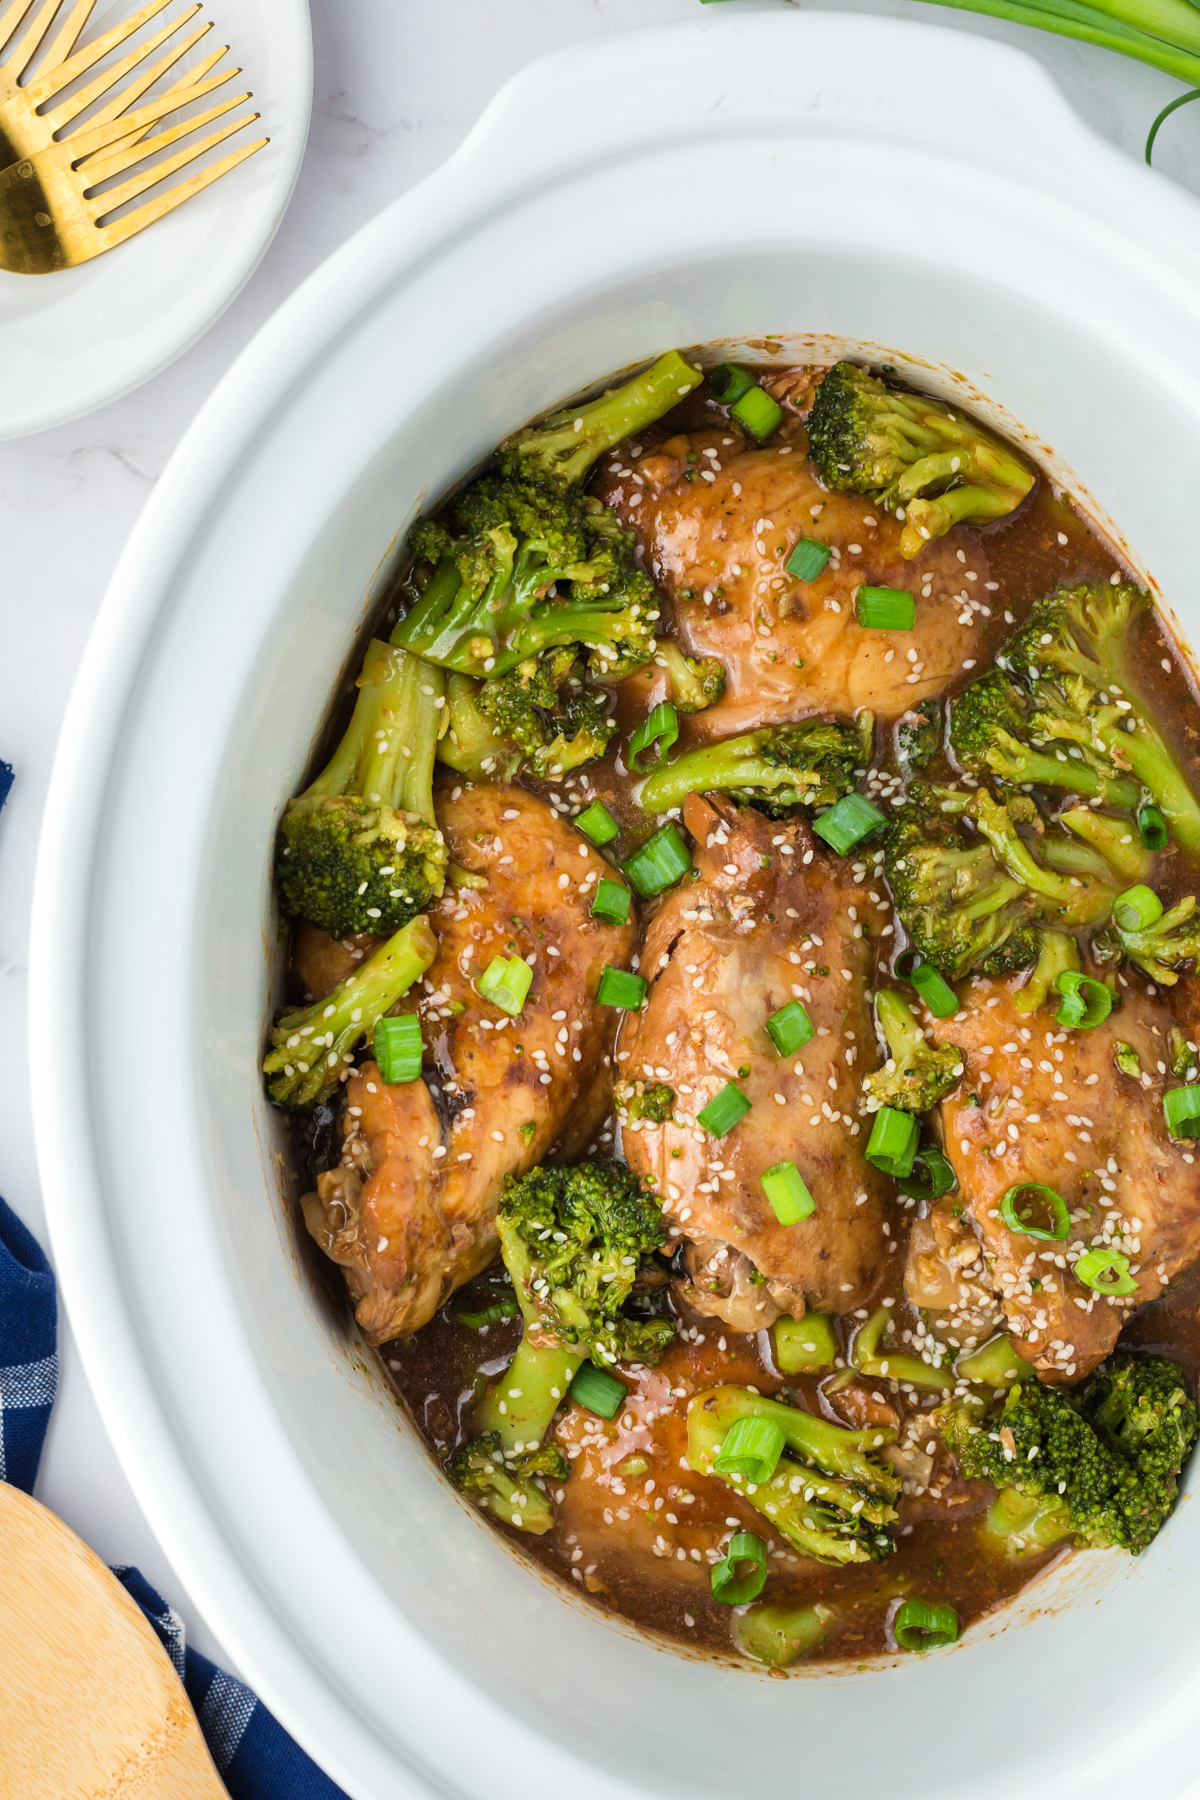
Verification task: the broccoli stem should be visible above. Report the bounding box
[851,1309,955,1392]
[774,1313,839,1374]
[955,1333,1024,1387]
[509,350,702,485]
[733,1603,834,1667]
[263,914,437,1107]
[436,673,522,780]
[1095,716,1200,856]
[875,988,928,1067]
[1040,837,1124,884]
[1060,807,1152,882]
[1013,930,1080,1016]
[474,1337,583,1455]
[980,1487,1074,1558]
[969,791,1114,925]
[306,640,445,825]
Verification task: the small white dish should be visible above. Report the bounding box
[30,13,1200,1800]
[0,0,310,439]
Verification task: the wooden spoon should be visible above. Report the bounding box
[0,1482,228,1798]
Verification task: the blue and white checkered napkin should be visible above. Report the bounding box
[0,773,348,1799]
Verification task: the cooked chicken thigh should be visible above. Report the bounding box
[616,793,890,1327]
[593,425,983,734]
[924,976,1200,1382]
[302,784,634,1343]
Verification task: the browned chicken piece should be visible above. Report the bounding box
[927,976,1200,1383]
[302,783,635,1343]
[904,1194,1004,1355]
[617,793,891,1328]
[593,426,983,733]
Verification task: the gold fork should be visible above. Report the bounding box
[0,0,266,273]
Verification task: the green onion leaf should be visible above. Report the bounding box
[784,537,833,582]
[1073,1249,1138,1296]
[1055,971,1113,1031]
[893,1599,959,1653]
[629,702,679,773]
[715,1416,787,1485]
[455,1296,520,1329]
[865,1106,919,1178]
[711,1532,768,1605]
[698,1081,752,1138]
[895,1146,957,1202]
[766,998,814,1056]
[477,954,533,1017]
[731,385,784,440]
[1138,802,1169,852]
[856,585,915,631]
[373,1013,423,1084]
[1114,883,1163,931]
[813,793,887,856]
[1164,1084,1200,1138]
[707,363,756,405]
[575,800,619,846]
[910,962,958,1018]
[761,1159,815,1224]
[591,878,632,926]
[569,1363,627,1419]
[623,823,693,896]
[1000,1183,1070,1241]
[596,966,647,1010]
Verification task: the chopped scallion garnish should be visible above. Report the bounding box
[707,363,756,405]
[596,966,647,1010]
[1055,971,1113,1030]
[1073,1249,1138,1296]
[591,878,632,926]
[710,1531,768,1605]
[1138,802,1169,851]
[698,1081,752,1137]
[865,1106,919,1178]
[895,1146,957,1202]
[761,1159,815,1224]
[715,1416,786,1485]
[784,537,832,582]
[1000,1182,1069,1242]
[766,998,814,1056]
[373,1012,423,1084]
[1164,1084,1200,1138]
[629,702,679,773]
[569,1362,627,1419]
[1114,883,1163,931]
[731,385,783,440]
[893,1599,959,1652]
[813,792,886,856]
[477,954,533,1016]
[910,962,958,1018]
[855,585,915,630]
[623,822,692,897]
[575,800,619,846]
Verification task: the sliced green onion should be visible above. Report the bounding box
[911,962,958,1018]
[575,800,619,846]
[707,363,755,405]
[1164,1084,1200,1138]
[766,998,814,1056]
[711,1532,768,1605]
[1073,1249,1138,1296]
[856,585,915,630]
[477,955,533,1017]
[784,537,833,582]
[374,1013,423,1084]
[1138,802,1169,852]
[698,1081,752,1137]
[1055,971,1113,1031]
[1000,1183,1069,1241]
[455,1296,520,1329]
[623,823,693,896]
[893,1599,959,1653]
[596,966,647,1010]
[893,948,921,979]
[761,1159,815,1224]
[895,1146,957,1202]
[813,793,887,856]
[569,1362,627,1419]
[628,702,679,773]
[865,1106,920,1178]
[591,878,632,926]
[731,385,783,440]
[715,1416,787,1485]
[1114,883,1163,931]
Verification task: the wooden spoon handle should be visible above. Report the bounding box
[0,1482,228,1798]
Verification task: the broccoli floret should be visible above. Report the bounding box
[885,806,1041,981]
[896,699,942,774]
[939,1352,1199,1555]
[445,1431,569,1535]
[474,648,616,779]
[998,585,1200,855]
[950,667,1141,809]
[262,915,436,1108]
[615,1079,676,1123]
[1096,893,1200,987]
[806,362,1034,558]
[1012,929,1080,1016]
[967,788,1115,927]
[688,1386,900,1565]
[638,718,864,815]
[499,349,701,489]
[655,642,726,714]
[435,673,524,781]
[276,641,448,938]
[862,989,963,1114]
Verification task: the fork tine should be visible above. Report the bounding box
[2,0,66,82]
[93,131,266,254]
[69,50,234,165]
[0,0,49,67]
[90,106,258,212]
[39,8,208,128]
[25,0,181,104]
[82,88,249,185]
[34,0,101,73]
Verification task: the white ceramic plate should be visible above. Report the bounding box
[0,0,310,439]
[30,14,1200,1800]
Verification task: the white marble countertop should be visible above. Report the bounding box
[2,0,1198,1684]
